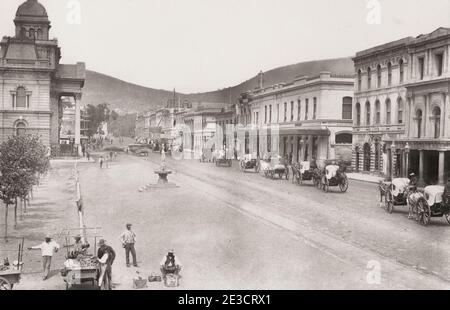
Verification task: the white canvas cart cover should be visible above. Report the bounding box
[325,165,339,180]
[300,162,310,174]
[424,185,444,206]
[391,178,410,197]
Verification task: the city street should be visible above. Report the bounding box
[69,152,450,289]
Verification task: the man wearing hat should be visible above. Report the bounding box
[160,249,182,279]
[28,235,60,280]
[119,223,138,267]
[409,172,418,186]
[97,239,116,289]
[66,235,90,259]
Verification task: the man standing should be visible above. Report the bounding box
[119,223,138,267]
[28,235,60,280]
[97,239,116,290]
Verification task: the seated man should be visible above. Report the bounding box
[160,249,182,278]
[67,235,90,259]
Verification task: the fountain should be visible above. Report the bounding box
[140,144,178,191]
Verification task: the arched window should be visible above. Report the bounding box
[385,99,391,125]
[342,97,353,120]
[37,28,43,39]
[367,67,372,89]
[387,62,392,86]
[365,101,371,126]
[416,109,423,138]
[335,133,352,144]
[433,106,441,138]
[397,98,403,124]
[15,121,27,136]
[377,65,382,88]
[399,59,404,83]
[357,70,362,91]
[375,100,380,125]
[16,86,27,108]
[356,103,361,125]
[29,28,35,39]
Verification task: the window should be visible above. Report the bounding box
[297,100,301,121]
[375,100,380,125]
[37,28,43,40]
[342,97,352,120]
[305,99,309,120]
[15,121,27,136]
[399,59,404,83]
[377,65,382,88]
[385,99,391,125]
[284,102,287,122]
[397,98,403,124]
[16,87,27,108]
[416,109,423,138]
[269,105,272,123]
[313,98,317,119]
[433,106,441,138]
[366,101,371,126]
[357,70,362,91]
[418,57,425,80]
[367,67,372,89]
[356,103,361,125]
[264,106,267,124]
[29,28,35,39]
[436,53,444,76]
[20,27,26,38]
[335,133,352,144]
[387,62,392,86]
[290,101,294,121]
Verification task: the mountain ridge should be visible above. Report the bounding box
[82,57,355,113]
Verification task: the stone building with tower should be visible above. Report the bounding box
[352,27,450,185]
[0,0,85,155]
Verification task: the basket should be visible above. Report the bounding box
[133,278,147,289]
[164,274,179,287]
[148,275,162,282]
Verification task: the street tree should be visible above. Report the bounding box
[0,135,50,241]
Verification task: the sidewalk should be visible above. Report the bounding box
[347,173,384,184]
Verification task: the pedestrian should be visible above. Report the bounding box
[28,235,60,280]
[99,156,104,169]
[110,151,114,160]
[160,249,182,279]
[86,151,91,161]
[119,223,138,267]
[97,239,116,290]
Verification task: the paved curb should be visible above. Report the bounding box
[347,173,384,184]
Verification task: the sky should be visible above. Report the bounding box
[0,0,449,93]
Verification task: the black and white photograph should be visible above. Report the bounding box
[1,0,450,300]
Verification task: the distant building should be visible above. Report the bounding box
[0,0,85,155]
[353,27,450,185]
[240,71,354,166]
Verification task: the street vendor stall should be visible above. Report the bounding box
[59,227,103,290]
[0,238,25,290]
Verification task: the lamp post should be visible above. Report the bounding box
[405,142,410,178]
[391,141,396,181]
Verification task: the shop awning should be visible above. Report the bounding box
[279,127,331,137]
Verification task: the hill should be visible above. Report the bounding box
[82,57,354,113]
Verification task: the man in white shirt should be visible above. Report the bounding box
[28,235,60,280]
[119,223,138,267]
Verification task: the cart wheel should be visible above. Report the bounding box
[0,276,12,290]
[445,213,450,225]
[339,175,348,193]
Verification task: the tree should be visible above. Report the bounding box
[0,135,50,241]
[86,103,111,137]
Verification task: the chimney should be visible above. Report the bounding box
[259,70,264,89]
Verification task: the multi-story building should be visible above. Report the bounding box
[242,72,354,167]
[353,27,450,185]
[0,0,85,155]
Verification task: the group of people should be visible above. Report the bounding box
[28,223,182,289]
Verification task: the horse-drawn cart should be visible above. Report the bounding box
[291,161,320,187]
[0,238,25,290]
[320,164,348,193]
[239,154,260,173]
[261,156,289,180]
